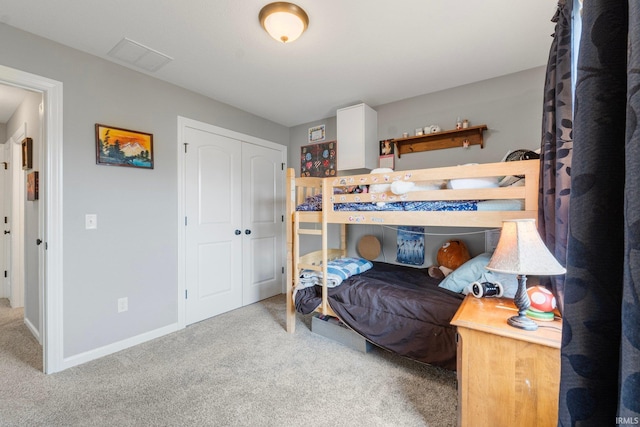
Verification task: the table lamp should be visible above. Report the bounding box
[486,219,566,331]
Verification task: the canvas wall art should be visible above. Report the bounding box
[300,140,336,177]
[95,124,154,169]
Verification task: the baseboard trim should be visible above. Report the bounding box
[59,322,181,371]
[24,316,41,344]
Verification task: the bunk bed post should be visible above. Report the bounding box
[321,177,331,315]
[285,168,296,333]
[523,160,540,214]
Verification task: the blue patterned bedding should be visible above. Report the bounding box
[298,257,373,289]
[296,194,479,212]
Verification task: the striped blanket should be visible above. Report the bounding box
[298,257,373,289]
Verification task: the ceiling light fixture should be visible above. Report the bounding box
[259,2,309,44]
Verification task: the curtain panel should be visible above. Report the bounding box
[559,0,640,425]
[538,0,573,314]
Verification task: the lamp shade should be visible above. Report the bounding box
[259,2,309,43]
[486,219,566,276]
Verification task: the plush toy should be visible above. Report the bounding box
[368,167,394,207]
[428,239,471,279]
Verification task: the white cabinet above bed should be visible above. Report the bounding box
[337,103,378,170]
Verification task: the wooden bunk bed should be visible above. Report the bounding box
[285,159,540,368]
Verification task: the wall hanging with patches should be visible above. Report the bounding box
[300,140,336,177]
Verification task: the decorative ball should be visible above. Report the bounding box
[436,240,471,271]
[527,286,557,312]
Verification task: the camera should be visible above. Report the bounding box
[470,281,504,298]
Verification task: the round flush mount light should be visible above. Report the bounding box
[259,2,309,43]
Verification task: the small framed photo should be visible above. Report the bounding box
[27,171,39,201]
[95,124,154,169]
[379,139,395,169]
[22,138,33,170]
[308,124,325,143]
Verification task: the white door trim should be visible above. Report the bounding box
[177,116,286,329]
[0,65,64,374]
[0,142,8,299]
[8,122,26,309]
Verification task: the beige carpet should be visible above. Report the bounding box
[0,295,457,427]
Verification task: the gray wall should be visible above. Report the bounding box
[0,23,289,358]
[5,90,42,332]
[288,66,545,266]
[1,19,545,363]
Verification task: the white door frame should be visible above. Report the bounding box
[7,123,26,309]
[177,116,286,329]
[0,65,64,374]
[0,142,8,299]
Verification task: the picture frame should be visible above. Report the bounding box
[27,171,39,201]
[308,124,325,143]
[22,137,32,170]
[379,138,395,169]
[95,124,154,169]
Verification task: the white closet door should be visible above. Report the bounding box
[184,126,242,325]
[241,143,283,305]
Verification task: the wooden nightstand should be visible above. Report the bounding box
[451,295,562,427]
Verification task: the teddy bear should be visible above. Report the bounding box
[428,239,471,279]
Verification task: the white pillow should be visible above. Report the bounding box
[390,180,444,195]
[369,168,394,193]
[447,177,498,189]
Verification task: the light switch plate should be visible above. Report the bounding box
[85,214,97,230]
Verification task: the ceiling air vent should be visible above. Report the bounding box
[107,37,173,72]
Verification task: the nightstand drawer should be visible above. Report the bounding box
[451,295,561,427]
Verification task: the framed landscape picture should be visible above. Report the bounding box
[27,171,39,201]
[95,124,154,169]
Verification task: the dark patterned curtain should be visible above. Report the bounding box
[559,0,640,424]
[538,1,573,314]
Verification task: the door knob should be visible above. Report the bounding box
[245,229,252,235]
[36,238,43,245]
[3,230,9,235]
[234,229,241,235]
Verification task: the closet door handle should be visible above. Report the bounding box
[234,229,241,235]
[245,229,252,235]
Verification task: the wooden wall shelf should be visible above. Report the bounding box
[392,124,488,158]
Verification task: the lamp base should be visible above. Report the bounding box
[507,314,538,331]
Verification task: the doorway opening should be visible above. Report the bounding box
[0,64,64,374]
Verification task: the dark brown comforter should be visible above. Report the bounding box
[295,261,465,370]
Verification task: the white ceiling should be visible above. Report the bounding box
[0,1,558,127]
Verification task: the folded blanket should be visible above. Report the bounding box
[298,257,373,289]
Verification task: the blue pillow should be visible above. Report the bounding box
[438,252,518,297]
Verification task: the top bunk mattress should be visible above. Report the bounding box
[296,194,524,212]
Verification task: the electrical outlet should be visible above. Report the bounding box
[85,214,98,230]
[117,297,128,313]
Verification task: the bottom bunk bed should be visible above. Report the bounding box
[295,260,464,370]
